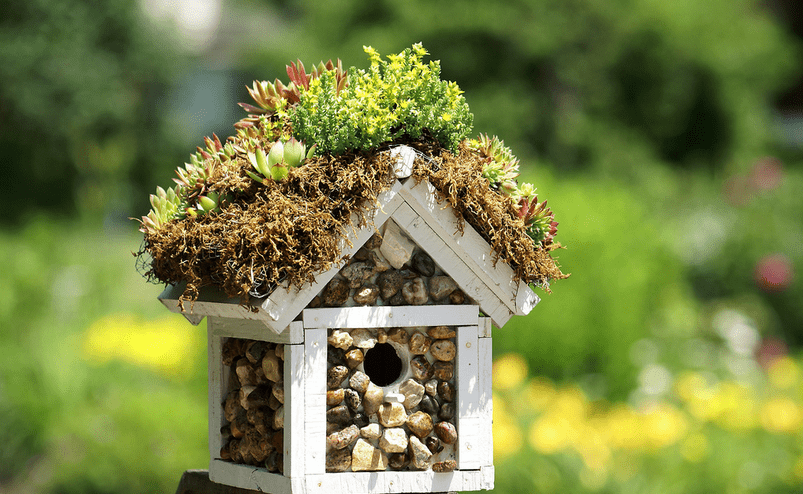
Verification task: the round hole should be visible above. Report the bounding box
[363,343,403,386]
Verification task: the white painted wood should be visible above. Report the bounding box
[480,465,495,490]
[478,317,492,338]
[302,305,478,329]
[456,325,480,470]
[209,459,293,493]
[207,320,224,463]
[389,145,416,179]
[209,317,304,344]
[477,337,494,467]
[260,181,405,333]
[515,279,540,316]
[285,342,306,479]
[304,328,327,475]
[302,469,493,494]
[391,203,511,328]
[158,283,271,326]
[399,179,519,310]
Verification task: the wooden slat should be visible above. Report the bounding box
[302,305,478,329]
[158,283,269,326]
[456,325,480,470]
[304,328,327,475]
[208,460,292,493]
[478,336,494,467]
[303,469,491,494]
[207,320,224,463]
[284,342,305,479]
[515,279,540,316]
[478,317,492,338]
[209,317,304,345]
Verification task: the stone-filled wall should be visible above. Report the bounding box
[326,326,459,473]
[219,338,285,472]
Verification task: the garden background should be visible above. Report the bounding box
[1,0,802,492]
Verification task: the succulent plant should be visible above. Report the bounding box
[469,134,520,195]
[246,137,316,183]
[515,183,558,247]
[137,185,186,234]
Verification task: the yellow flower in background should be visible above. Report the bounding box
[603,404,647,451]
[493,353,529,390]
[524,377,557,412]
[760,396,803,433]
[642,403,688,450]
[768,356,801,389]
[680,432,709,463]
[493,393,523,458]
[83,313,201,379]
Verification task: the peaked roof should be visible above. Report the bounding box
[158,146,540,330]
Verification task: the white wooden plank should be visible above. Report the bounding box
[302,305,478,329]
[209,317,304,345]
[207,320,224,462]
[480,465,495,490]
[391,205,511,328]
[304,469,491,494]
[456,325,480,470]
[304,328,327,475]
[209,459,292,494]
[159,283,272,326]
[389,145,416,178]
[478,317,492,338]
[260,181,405,333]
[400,179,519,309]
[488,304,513,330]
[515,279,540,316]
[478,337,494,467]
[285,342,306,479]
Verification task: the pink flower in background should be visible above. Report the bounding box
[750,157,784,192]
[754,253,794,292]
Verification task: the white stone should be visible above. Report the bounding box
[380,220,416,270]
[390,145,416,179]
[360,423,382,440]
[379,427,409,453]
[351,438,389,471]
[408,435,432,470]
[351,328,377,349]
[384,392,405,404]
[399,379,425,410]
[328,329,353,350]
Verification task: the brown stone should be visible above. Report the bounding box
[388,452,409,470]
[326,447,352,472]
[432,460,457,472]
[435,421,457,444]
[327,365,349,389]
[387,327,409,344]
[353,284,380,305]
[377,402,407,427]
[341,262,375,288]
[406,411,434,438]
[351,438,389,471]
[222,338,245,366]
[235,358,258,386]
[327,424,360,450]
[427,326,456,339]
[261,349,281,382]
[344,388,361,411]
[272,380,284,404]
[449,290,466,305]
[438,381,454,402]
[408,332,432,355]
[419,394,440,415]
[349,371,371,393]
[376,328,388,343]
[326,388,344,406]
[377,270,404,300]
[430,340,456,361]
[245,341,269,364]
[326,405,351,426]
[407,436,432,470]
[402,278,428,305]
[322,278,350,307]
[428,275,457,301]
[438,403,455,421]
[433,361,454,381]
[344,348,364,369]
[410,356,433,381]
[426,436,443,454]
[411,251,435,277]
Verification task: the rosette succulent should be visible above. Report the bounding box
[515,183,559,247]
[469,134,520,195]
[246,137,315,183]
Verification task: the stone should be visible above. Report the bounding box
[351,438,389,471]
[353,284,380,305]
[433,361,454,381]
[326,447,351,472]
[272,380,284,404]
[268,393,281,410]
[380,220,416,270]
[328,329,353,350]
[402,278,428,305]
[438,403,455,421]
[353,245,371,261]
[273,406,284,429]
[419,395,440,415]
[432,460,457,473]
[326,405,351,426]
[327,424,360,450]
[410,356,433,381]
[344,389,361,411]
[399,379,425,410]
[408,332,432,355]
[327,365,349,389]
[377,269,404,300]
[406,411,434,438]
[351,329,377,349]
[326,388,345,406]
[449,290,466,305]
[370,251,391,273]
[387,327,409,345]
[378,402,407,427]
[349,371,371,393]
[427,326,456,339]
[261,350,281,382]
[351,412,370,428]
[344,348,364,369]
[388,452,409,470]
[235,358,258,386]
[245,341,268,364]
[379,427,408,453]
[327,421,339,435]
[426,437,444,454]
[340,261,375,288]
[322,278,350,307]
[430,340,456,361]
[428,275,457,301]
[366,233,382,250]
[435,421,458,444]
[363,383,384,417]
[384,392,405,404]
[275,344,284,360]
[438,381,454,402]
[408,436,432,470]
[425,379,438,396]
[308,295,322,308]
[376,328,388,344]
[327,346,346,366]
[360,423,382,440]
[388,291,406,306]
[411,251,436,277]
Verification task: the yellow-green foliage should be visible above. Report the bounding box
[291,43,474,155]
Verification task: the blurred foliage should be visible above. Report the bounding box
[1,0,802,492]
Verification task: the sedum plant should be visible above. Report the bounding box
[514,183,558,248]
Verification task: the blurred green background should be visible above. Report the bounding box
[2,0,802,492]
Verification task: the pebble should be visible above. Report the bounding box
[245,341,268,364]
[388,452,409,470]
[376,328,388,343]
[428,275,457,301]
[370,251,391,273]
[351,412,370,428]
[273,406,284,429]
[430,340,456,361]
[432,460,457,473]
[384,392,405,404]
[406,411,434,438]
[427,326,456,339]
[402,278,428,305]
[438,381,454,403]
[399,379,425,410]
[351,329,377,349]
[327,346,346,366]
[366,233,382,250]
[349,371,371,393]
[378,402,407,427]
[328,329,353,350]
[377,270,404,300]
[379,221,416,270]
[235,358,258,387]
[344,389,361,411]
[327,365,349,389]
[438,403,455,421]
[353,245,371,261]
[326,448,352,472]
[340,261,375,288]
[322,278,350,307]
[449,290,466,305]
[433,361,454,381]
[326,388,345,406]
[410,356,433,381]
[344,348,364,369]
[411,251,435,277]
[408,332,432,355]
[407,436,432,470]
[351,438,389,471]
[426,437,443,454]
[425,379,438,396]
[272,380,284,404]
[435,422,458,444]
[360,423,382,440]
[388,291,406,306]
[379,427,408,453]
[327,424,360,450]
[326,405,352,426]
[353,284,380,305]
[308,295,322,309]
[419,395,440,415]
[387,327,409,345]
[362,383,384,417]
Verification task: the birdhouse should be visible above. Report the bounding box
[157,146,541,494]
